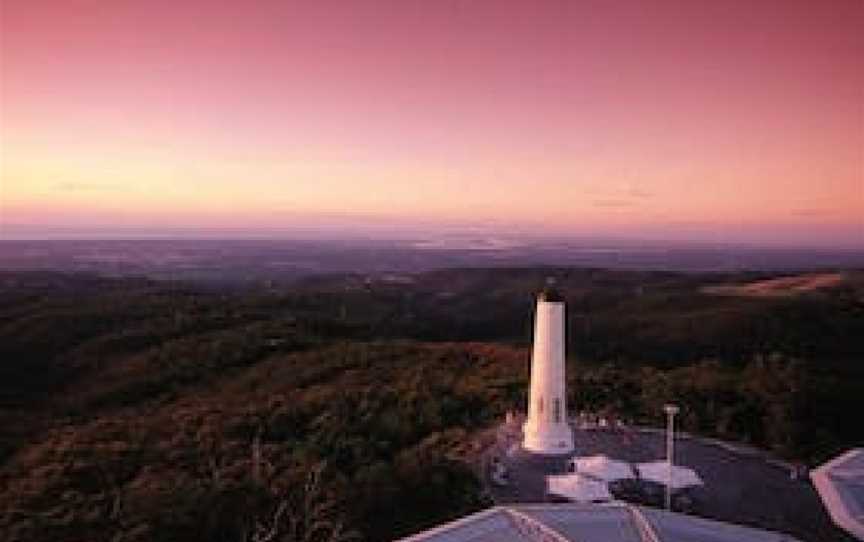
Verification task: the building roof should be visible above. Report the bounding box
[811,448,864,540]
[397,503,802,542]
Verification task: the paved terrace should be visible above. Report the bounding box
[481,423,854,542]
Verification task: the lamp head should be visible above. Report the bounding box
[537,276,564,302]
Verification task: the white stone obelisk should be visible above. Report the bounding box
[523,287,574,454]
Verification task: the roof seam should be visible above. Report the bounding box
[503,507,573,542]
[626,506,663,542]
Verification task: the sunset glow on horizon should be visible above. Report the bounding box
[2,0,862,246]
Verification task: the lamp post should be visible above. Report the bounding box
[663,403,679,510]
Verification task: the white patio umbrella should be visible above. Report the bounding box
[636,461,704,489]
[546,473,613,503]
[570,455,634,482]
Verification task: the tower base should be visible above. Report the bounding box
[522,423,574,455]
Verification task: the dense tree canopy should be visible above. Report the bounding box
[1,269,862,541]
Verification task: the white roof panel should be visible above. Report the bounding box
[515,505,643,542]
[812,449,864,540]
[398,508,528,542]
[398,503,803,542]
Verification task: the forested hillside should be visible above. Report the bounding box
[1,268,862,541]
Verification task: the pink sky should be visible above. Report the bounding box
[1,0,862,246]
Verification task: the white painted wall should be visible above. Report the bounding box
[523,298,574,454]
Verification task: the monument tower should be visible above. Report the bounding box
[522,284,574,454]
